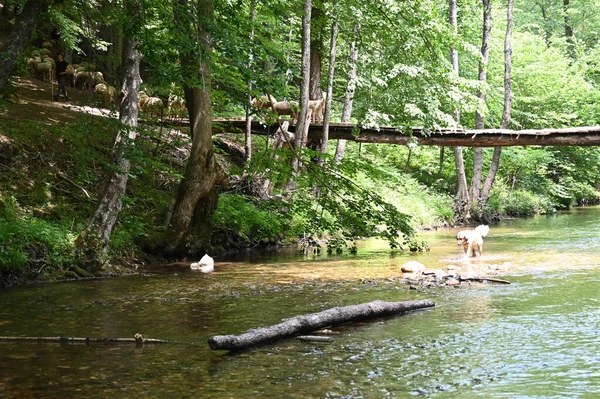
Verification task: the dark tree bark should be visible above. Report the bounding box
[480,0,513,209]
[208,299,435,351]
[309,3,324,100]
[75,24,142,271]
[166,0,225,255]
[285,0,312,193]
[316,19,338,167]
[0,0,55,94]
[334,23,359,163]
[470,0,492,219]
[449,0,471,223]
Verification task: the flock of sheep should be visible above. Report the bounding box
[25,41,187,119]
[25,42,322,123]
[26,41,117,106]
[139,91,186,120]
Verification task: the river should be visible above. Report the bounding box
[1,207,600,398]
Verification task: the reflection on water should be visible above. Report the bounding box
[1,207,600,397]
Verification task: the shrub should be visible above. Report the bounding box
[487,187,556,217]
[0,213,76,280]
[213,194,285,241]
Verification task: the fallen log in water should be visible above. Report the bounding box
[0,334,168,344]
[208,299,435,351]
[460,277,511,284]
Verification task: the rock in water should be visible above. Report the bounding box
[446,278,460,286]
[401,261,426,273]
[190,254,214,273]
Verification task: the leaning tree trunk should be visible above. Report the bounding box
[334,23,360,163]
[75,35,142,272]
[449,0,470,223]
[285,0,312,194]
[208,299,435,351]
[165,0,225,256]
[167,84,225,255]
[480,0,514,210]
[0,0,55,94]
[470,0,492,220]
[316,18,338,167]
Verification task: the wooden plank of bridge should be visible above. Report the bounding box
[211,119,600,147]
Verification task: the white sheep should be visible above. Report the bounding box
[94,82,117,106]
[35,61,53,82]
[308,93,326,123]
[138,91,150,111]
[167,94,186,120]
[90,71,104,86]
[145,97,164,118]
[74,71,94,90]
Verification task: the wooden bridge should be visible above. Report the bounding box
[212,119,600,147]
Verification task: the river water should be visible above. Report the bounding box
[1,207,600,398]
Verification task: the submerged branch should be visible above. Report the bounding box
[0,335,168,344]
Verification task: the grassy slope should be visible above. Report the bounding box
[0,77,177,285]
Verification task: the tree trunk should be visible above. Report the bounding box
[437,146,445,178]
[501,0,514,131]
[454,147,471,222]
[75,35,142,271]
[449,0,470,223]
[309,3,324,100]
[285,0,311,194]
[208,299,435,351]
[538,4,552,47]
[334,23,359,163]
[563,0,574,58]
[307,2,325,157]
[0,0,53,94]
[316,19,338,167]
[470,0,492,218]
[167,87,224,254]
[480,0,513,209]
[166,0,224,255]
[245,4,256,162]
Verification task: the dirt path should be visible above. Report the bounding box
[2,76,116,125]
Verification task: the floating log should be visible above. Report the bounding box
[211,119,600,147]
[208,299,434,351]
[460,277,511,284]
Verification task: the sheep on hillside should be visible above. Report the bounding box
[144,97,164,118]
[167,95,186,120]
[94,82,117,106]
[35,61,53,82]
